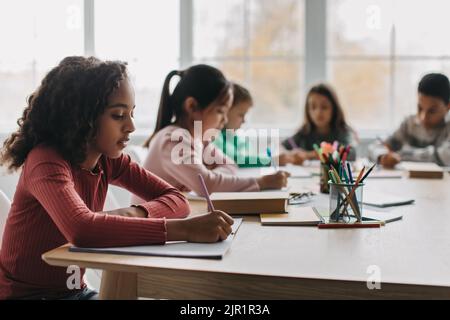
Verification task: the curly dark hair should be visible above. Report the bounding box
[0,56,128,172]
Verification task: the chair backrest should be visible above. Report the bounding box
[0,189,12,248]
[124,145,148,164]
[0,169,20,200]
[103,190,120,211]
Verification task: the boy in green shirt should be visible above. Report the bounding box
[214,83,302,167]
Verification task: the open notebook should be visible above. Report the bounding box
[363,192,414,208]
[362,210,403,224]
[354,169,403,179]
[261,207,402,225]
[69,218,242,260]
[313,207,402,224]
[260,207,324,226]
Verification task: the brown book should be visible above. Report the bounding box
[401,161,444,179]
[210,191,289,215]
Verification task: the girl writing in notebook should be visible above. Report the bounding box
[213,83,304,167]
[0,57,233,300]
[282,83,357,161]
[137,65,289,202]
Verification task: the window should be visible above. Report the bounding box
[2,0,450,137]
[192,0,305,129]
[393,0,450,123]
[0,0,84,132]
[327,0,450,132]
[95,0,179,135]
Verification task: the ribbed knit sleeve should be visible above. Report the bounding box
[24,154,168,248]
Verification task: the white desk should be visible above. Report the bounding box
[43,173,450,299]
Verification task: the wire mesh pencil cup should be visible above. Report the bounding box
[329,181,364,223]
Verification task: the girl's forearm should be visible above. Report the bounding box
[104,206,148,218]
[165,219,188,241]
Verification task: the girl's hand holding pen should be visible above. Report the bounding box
[257,171,290,190]
[166,211,234,243]
[379,152,401,169]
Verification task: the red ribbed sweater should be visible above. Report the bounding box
[0,145,190,299]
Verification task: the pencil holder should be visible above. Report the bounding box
[320,164,330,194]
[329,182,364,222]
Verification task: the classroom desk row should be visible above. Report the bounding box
[42,171,450,299]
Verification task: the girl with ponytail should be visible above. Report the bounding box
[134,65,289,202]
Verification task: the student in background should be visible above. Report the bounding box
[369,73,450,168]
[0,57,233,300]
[282,83,357,161]
[136,65,289,201]
[213,83,303,168]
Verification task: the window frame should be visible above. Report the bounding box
[79,0,450,136]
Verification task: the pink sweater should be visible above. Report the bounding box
[0,144,190,299]
[132,125,259,204]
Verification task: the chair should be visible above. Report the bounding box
[124,145,148,164]
[103,190,120,211]
[83,268,102,292]
[0,189,12,248]
[0,169,20,201]
[83,191,122,292]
